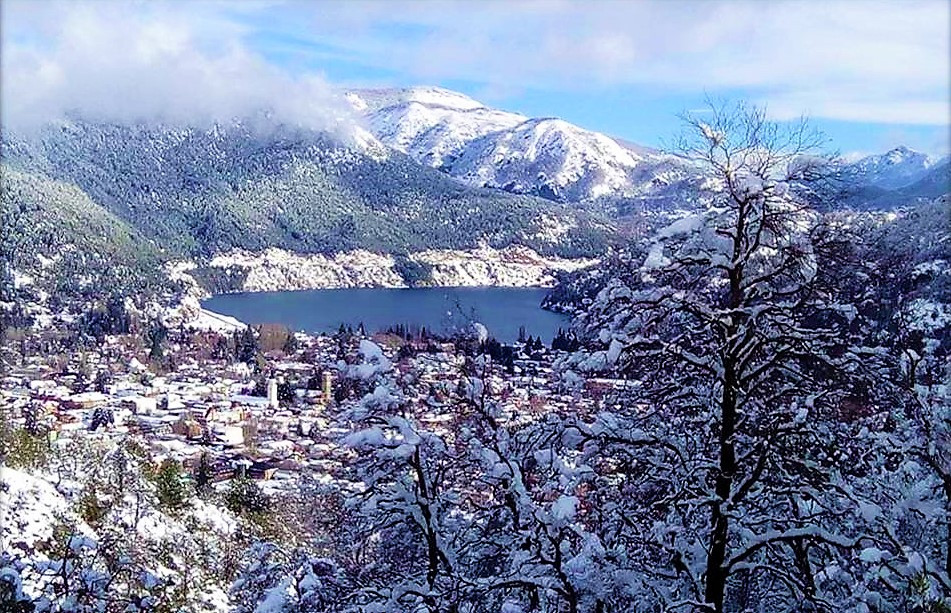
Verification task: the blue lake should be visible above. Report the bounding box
[202,287,570,343]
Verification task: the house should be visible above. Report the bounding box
[66,391,108,409]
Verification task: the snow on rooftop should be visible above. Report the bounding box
[190,308,245,333]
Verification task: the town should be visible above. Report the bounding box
[0,308,628,497]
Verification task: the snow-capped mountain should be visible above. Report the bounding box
[348,87,527,168]
[347,86,950,209]
[447,117,647,201]
[2,116,616,286]
[832,147,950,209]
[347,86,692,203]
[846,146,940,190]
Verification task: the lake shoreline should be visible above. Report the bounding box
[172,245,599,295]
[203,284,557,297]
[201,286,571,344]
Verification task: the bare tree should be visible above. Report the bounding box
[574,102,885,611]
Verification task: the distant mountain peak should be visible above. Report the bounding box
[833,145,950,208]
[348,86,488,115]
[882,145,928,165]
[400,86,485,109]
[347,86,527,169]
[347,85,693,202]
[347,85,947,207]
[847,146,937,190]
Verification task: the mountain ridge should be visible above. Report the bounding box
[0,116,615,298]
[2,90,946,302]
[349,86,949,207]
[347,86,691,203]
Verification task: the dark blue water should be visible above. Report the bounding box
[202,287,569,343]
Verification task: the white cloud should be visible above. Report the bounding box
[0,0,354,134]
[266,0,950,125]
[2,0,947,130]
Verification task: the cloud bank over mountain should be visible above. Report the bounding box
[0,1,354,134]
[1,0,947,152]
[247,0,950,126]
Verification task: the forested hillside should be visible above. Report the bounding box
[2,120,613,262]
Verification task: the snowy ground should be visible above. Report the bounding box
[187,246,598,293]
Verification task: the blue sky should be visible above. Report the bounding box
[3,0,949,156]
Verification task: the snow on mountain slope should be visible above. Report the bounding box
[447,117,646,201]
[901,158,951,198]
[348,86,690,202]
[847,146,938,190]
[348,87,527,168]
[348,86,487,114]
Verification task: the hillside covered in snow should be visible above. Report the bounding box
[1,116,614,298]
[348,86,698,204]
[1,90,946,303]
[832,147,950,209]
[189,244,597,293]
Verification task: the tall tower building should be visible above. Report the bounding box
[322,371,333,405]
[267,378,278,409]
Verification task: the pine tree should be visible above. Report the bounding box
[226,474,270,515]
[194,452,212,495]
[89,406,114,431]
[150,459,189,511]
[147,322,167,361]
[237,325,259,364]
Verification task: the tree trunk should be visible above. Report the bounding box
[945,485,951,581]
[704,360,737,612]
[412,448,446,590]
[705,263,743,612]
[945,516,950,585]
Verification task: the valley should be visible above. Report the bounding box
[0,5,948,607]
